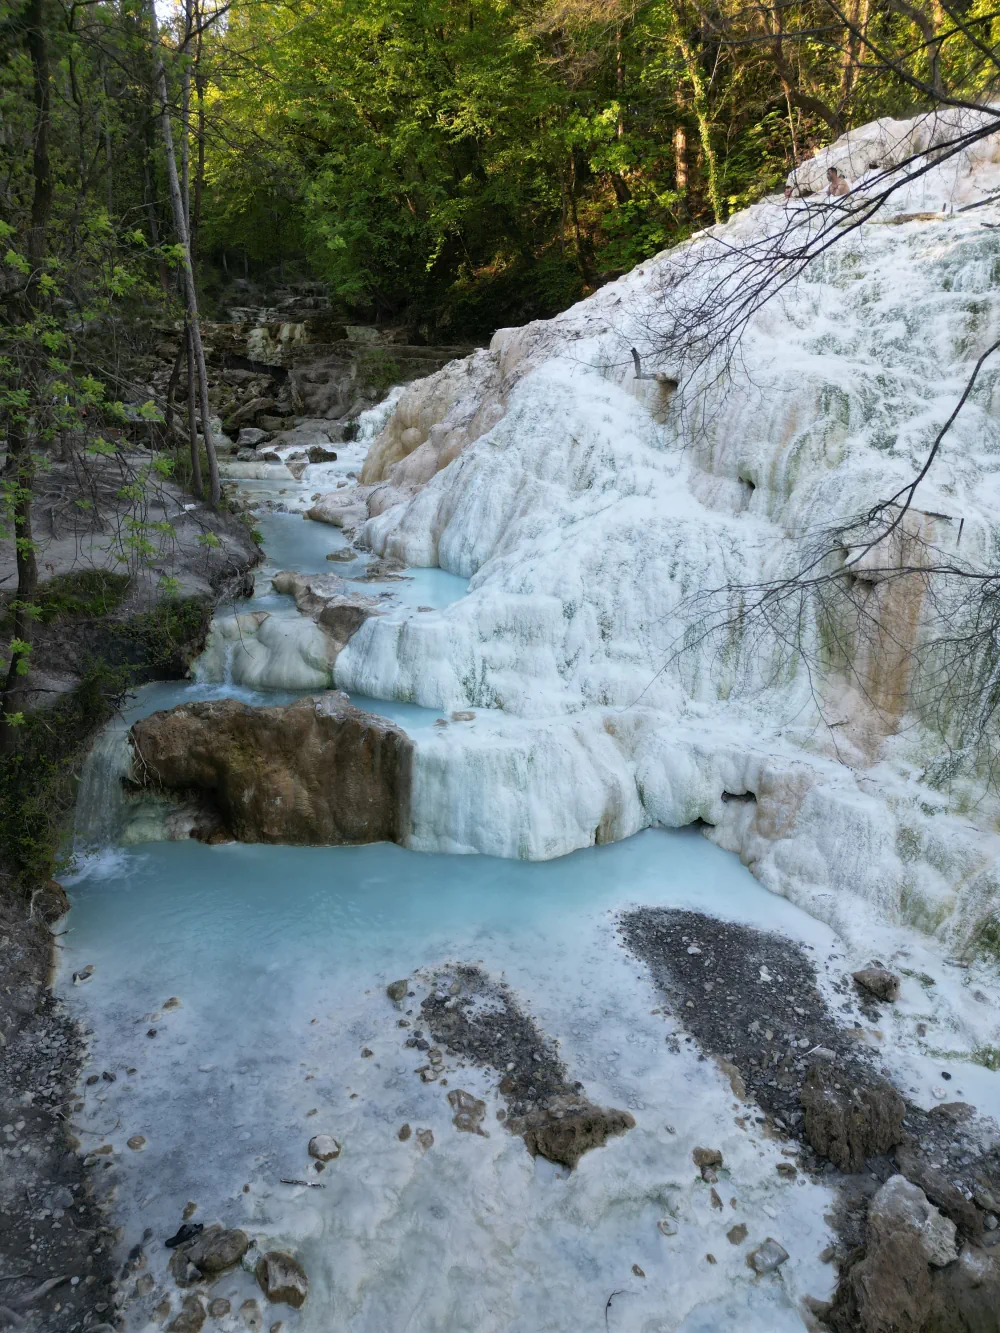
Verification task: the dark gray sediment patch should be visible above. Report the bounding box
[414,964,634,1169]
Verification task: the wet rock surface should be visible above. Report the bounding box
[129,693,412,845]
[182,1223,250,1277]
[417,964,634,1167]
[853,968,901,1003]
[619,908,1000,1333]
[270,570,383,657]
[308,1133,341,1161]
[828,1174,1000,1333]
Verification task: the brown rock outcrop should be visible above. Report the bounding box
[184,1225,250,1277]
[895,1146,984,1238]
[853,968,901,1002]
[255,1251,309,1309]
[270,570,381,658]
[419,964,635,1169]
[829,1174,1000,1333]
[509,1096,636,1169]
[129,694,411,845]
[800,1061,905,1172]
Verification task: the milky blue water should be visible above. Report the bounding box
[245,509,469,617]
[63,829,837,1333]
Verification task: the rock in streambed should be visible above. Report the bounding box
[128,693,411,845]
[270,570,383,656]
[255,1250,309,1309]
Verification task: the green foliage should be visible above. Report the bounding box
[31,571,131,624]
[972,913,1000,962]
[197,0,982,333]
[0,669,120,890]
[357,346,402,397]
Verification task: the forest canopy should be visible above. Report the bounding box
[185,0,1000,332]
[3,0,999,345]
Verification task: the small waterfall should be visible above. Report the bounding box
[223,639,235,687]
[74,716,132,853]
[356,385,405,442]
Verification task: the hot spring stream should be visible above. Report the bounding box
[60,493,844,1332]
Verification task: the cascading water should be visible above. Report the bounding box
[73,715,132,855]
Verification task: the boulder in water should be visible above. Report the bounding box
[853,968,901,1002]
[184,1225,250,1276]
[308,1134,341,1162]
[747,1238,790,1274]
[236,427,269,448]
[166,1296,207,1333]
[825,1174,1000,1333]
[226,397,275,431]
[255,1251,309,1309]
[448,1088,487,1135]
[269,571,381,657]
[129,694,411,846]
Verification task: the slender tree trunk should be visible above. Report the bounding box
[143,147,171,293]
[838,0,865,110]
[25,0,51,270]
[675,30,723,224]
[674,126,688,192]
[164,339,184,441]
[568,152,594,283]
[784,85,800,164]
[185,326,203,498]
[148,0,220,507]
[609,27,631,204]
[0,423,40,749]
[193,4,206,256]
[102,60,114,218]
[1,0,49,750]
[181,49,191,236]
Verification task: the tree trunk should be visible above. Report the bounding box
[674,126,688,192]
[25,0,51,269]
[143,145,171,293]
[0,0,49,751]
[186,325,203,498]
[181,43,191,235]
[0,424,40,750]
[193,2,206,256]
[675,31,723,224]
[148,0,220,507]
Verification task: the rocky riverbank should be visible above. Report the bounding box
[620,909,1000,1330]
[0,890,119,1333]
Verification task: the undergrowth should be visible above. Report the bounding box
[0,570,131,630]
